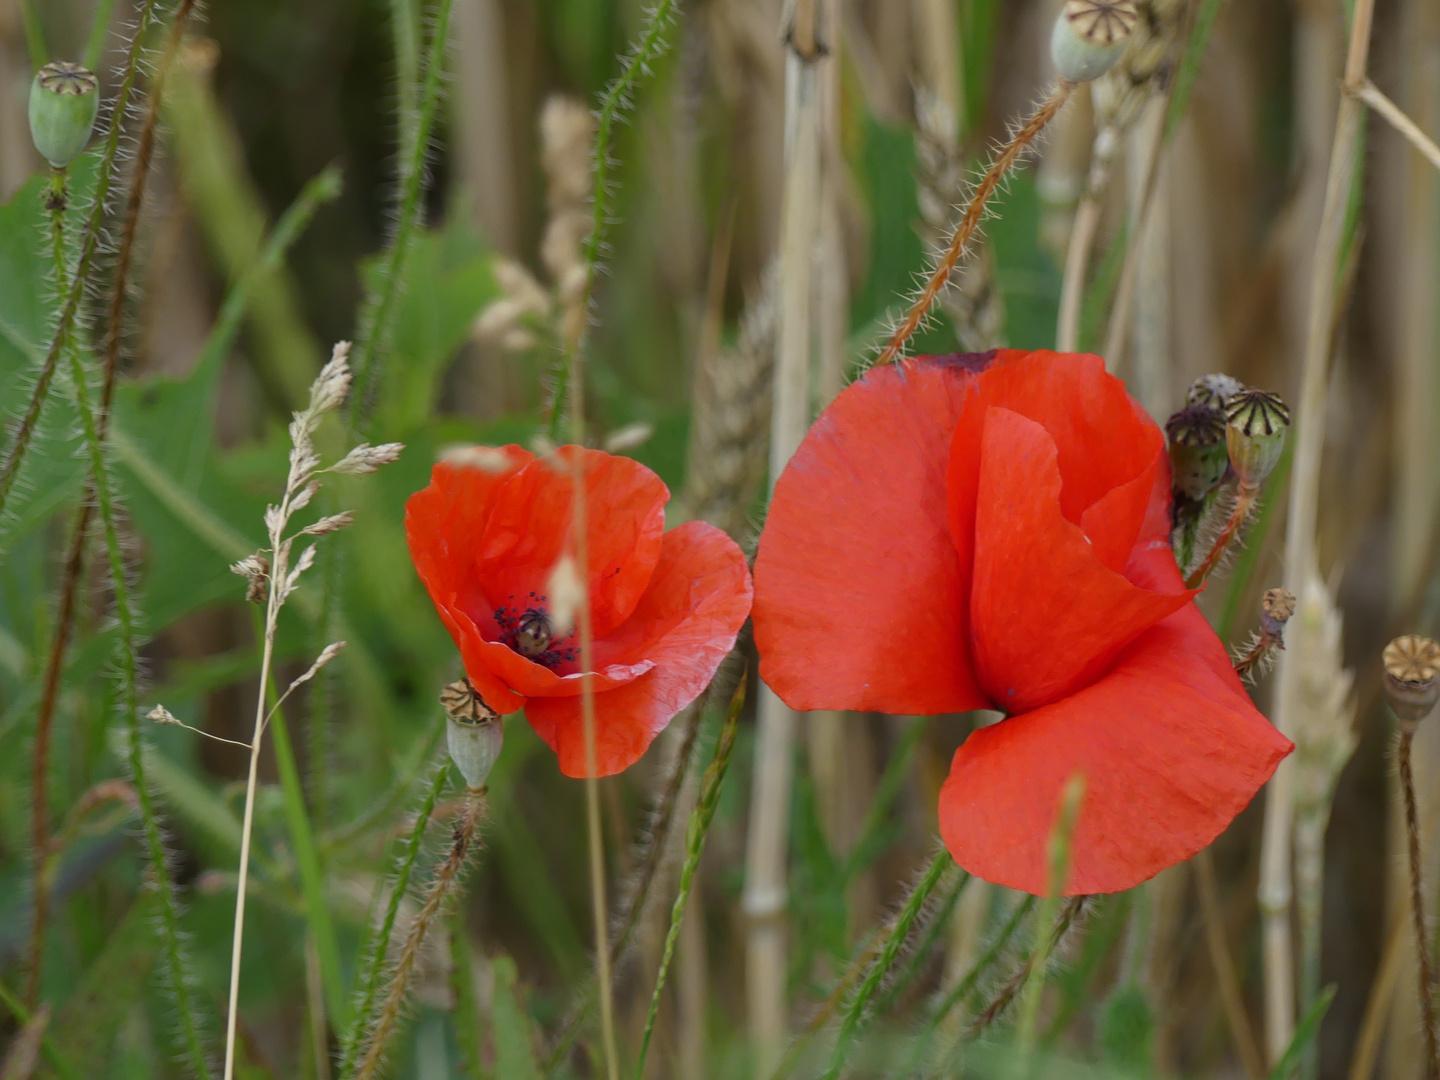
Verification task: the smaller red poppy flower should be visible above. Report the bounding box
[406,446,752,778]
[752,349,1292,895]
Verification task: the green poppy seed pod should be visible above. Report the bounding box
[1186,372,1245,411]
[441,679,504,789]
[1050,0,1139,84]
[1224,389,1290,488]
[1164,405,1228,501]
[1384,635,1440,723]
[29,62,99,168]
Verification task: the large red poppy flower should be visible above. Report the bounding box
[407,446,753,778]
[752,349,1291,895]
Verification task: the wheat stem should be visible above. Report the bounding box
[1399,727,1440,1079]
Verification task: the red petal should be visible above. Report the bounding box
[526,522,752,776]
[937,591,1293,896]
[406,448,537,621]
[968,408,1192,711]
[480,447,668,637]
[753,357,992,714]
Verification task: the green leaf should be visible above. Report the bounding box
[1267,985,1336,1080]
[491,955,542,1080]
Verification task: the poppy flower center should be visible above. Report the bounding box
[494,594,578,670]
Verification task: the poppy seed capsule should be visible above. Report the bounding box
[29,62,99,168]
[1225,389,1290,488]
[1050,0,1139,83]
[1383,635,1440,723]
[514,609,553,658]
[1260,587,1296,638]
[1187,373,1245,411]
[441,679,504,788]
[1165,405,1228,501]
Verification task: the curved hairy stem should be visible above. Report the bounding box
[871,81,1072,370]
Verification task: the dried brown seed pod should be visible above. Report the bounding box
[1384,635,1440,723]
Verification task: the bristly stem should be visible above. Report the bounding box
[634,677,748,1079]
[25,168,74,1012]
[1186,483,1260,590]
[965,895,1086,1041]
[338,758,451,1077]
[352,788,487,1080]
[819,852,958,1080]
[65,318,213,1078]
[544,0,679,443]
[871,80,1073,370]
[1398,727,1440,1079]
[0,0,162,522]
[349,0,454,429]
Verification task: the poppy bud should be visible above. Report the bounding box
[1165,405,1228,501]
[1224,389,1290,489]
[441,679,504,788]
[1186,373,1244,411]
[1383,635,1440,724]
[29,62,99,168]
[1050,0,1138,84]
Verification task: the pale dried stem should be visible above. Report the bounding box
[1196,848,1266,1080]
[875,81,1073,368]
[1398,728,1440,1080]
[1353,79,1440,176]
[354,789,486,1080]
[1263,0,1376,1062]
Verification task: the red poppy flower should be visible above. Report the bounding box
[406,446,753,778]
[752,349,1291,895]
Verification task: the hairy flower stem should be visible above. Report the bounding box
[634,678,747,1079]
[872,81,1073,369]
[819,853,957,1080]
[0,0,160,520]
[1398,727,1440,1079]
[65,336,212,1077]
[352,788,486,1080]
[338,759,451,1077]
[966,896,1087,1040]
[1186,483,1259,590]
[25,168,74,1012]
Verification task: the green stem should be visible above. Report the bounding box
[254,611,350,1032]
[349,0,454,431]
[21,0,46,68]
[66,333,213,1077]
[820,852,955,1080]
[0,0,161,523]
[871,869,971,1018]
[83,0,119,69]
[634,679,746,1079]
[337,755,451,1076]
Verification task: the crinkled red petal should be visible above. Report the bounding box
[937,546,1293,896]
[526,521,752,776]
[968,407,1191,712]
[753,356,993,714]
[480,446,668,638]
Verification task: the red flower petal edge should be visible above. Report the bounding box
[752,355,994,714]
[938,573,1292,895]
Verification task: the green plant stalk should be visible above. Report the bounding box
[324,719,444,851]
[0,0,160,523]
[337,757,451,1076]
[389,0,421,162]
[66,343,213,1076]
[255,614,350,1032]
[449,907,485,1080]
[872,868,972,1018]
[26,167,73,1011]
[0,976,83,1080]
[349,0,454,430]
[83,0,119,68]
[820,851,955,1080]
[1267,986,1337,1080]
[20,0,46,67]
[1014,776,1086,1072]
[634,679,747,1079]
[545,0,680,443]
[842,716,927,877]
